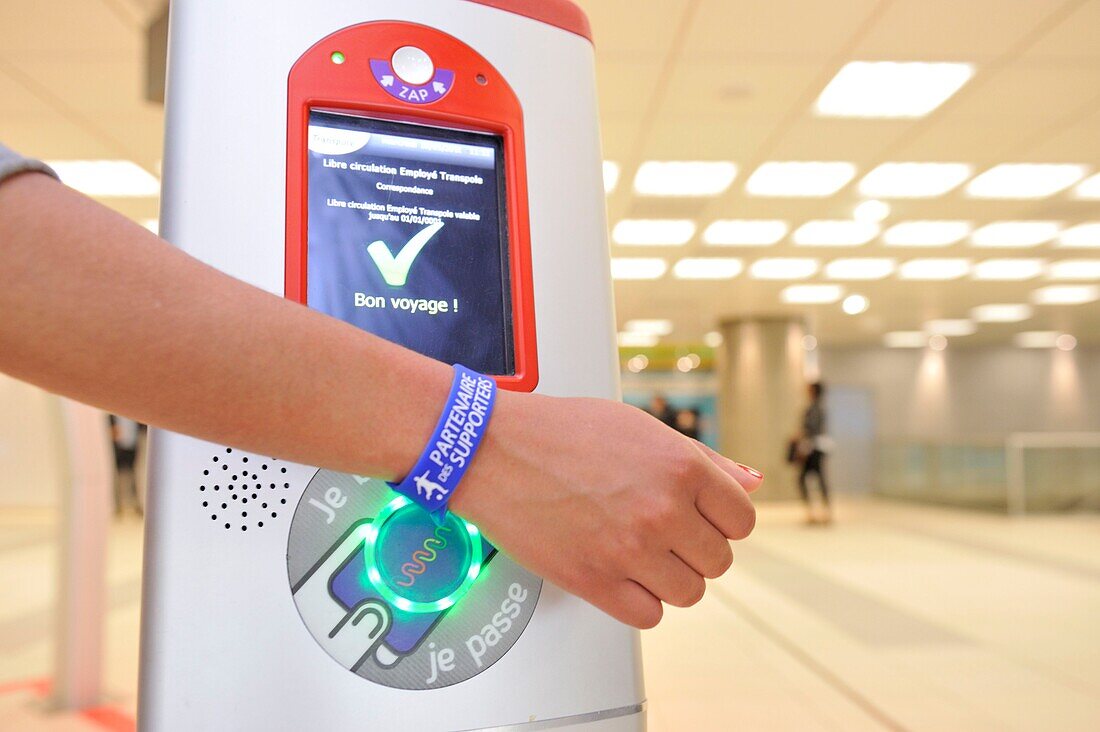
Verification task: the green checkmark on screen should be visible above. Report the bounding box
[366,221,445,287]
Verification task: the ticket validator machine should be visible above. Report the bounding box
[140,1,644,729]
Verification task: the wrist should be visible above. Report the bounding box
[380,359,453,481]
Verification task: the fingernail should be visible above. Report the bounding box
[733,463,764,492]
[736,463,763,479]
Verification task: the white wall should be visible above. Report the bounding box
[0,374,66,507]
[819,346,1100,442]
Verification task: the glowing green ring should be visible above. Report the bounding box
[361,496,483,614]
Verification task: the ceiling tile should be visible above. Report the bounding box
[1023,105,1100,161]
[642,115,775,160]
[1023,0,1100,62]
[83,110,166,166]
[0,2,137,56]
[943,65,1100,121]
[657,62,823,119]
[595,60,662,117]
[764,118,911,166]
[682,0,881,62]
[0,115,116,159]
[10,58,149,112]
[598,115,646,160]
[574,0,691,60]
[0,68,54,115]
[894,118,1048,163]
[853,0,1065,61]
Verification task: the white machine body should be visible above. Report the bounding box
[140,1,644,730]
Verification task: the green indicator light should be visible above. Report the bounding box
[364,497,484,614]
[366,565,383,587]
[330,51,346,65]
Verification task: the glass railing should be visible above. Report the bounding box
[874,434,1100,514]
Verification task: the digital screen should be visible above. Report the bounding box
[306,110,514,375]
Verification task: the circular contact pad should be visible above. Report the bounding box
[368,499,482,611]
[287,471,542,690]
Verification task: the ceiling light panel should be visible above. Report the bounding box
[673,257,744,279]
[924,319,976,336]
[633,161,737,196]
[781,284,845,304]
[971,304,1033,323]
[884,331,929,348]
[883,220,971,247]
[815,61,974,118]
[793,220,879,246]
[966,164,1088,199]
[971,221,1060,248]
[1014,331,1061,349]
[842,294,870,315]
[617,332,659,348]
[603,161,620,193]
[47,160,160,197]
[1032,285,1100,305]
[853,199,890,222]
[1015,332,1076,350]
[612,219,696,246]
[899,258,971,280]
[745,161,856,197]
[825,258,896,280]
[610,258,667,280]
[1076,173,1100,199]
[972,258,1045,281]
[858,162,973,198]
[1058,223,1100,248]
[749,258,819,280]
[703,220,789,246]
[1048,260,1100,280]
[624,319,673,336]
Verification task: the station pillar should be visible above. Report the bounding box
[717,318,807,500]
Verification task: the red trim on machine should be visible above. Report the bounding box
[462,0,592,43]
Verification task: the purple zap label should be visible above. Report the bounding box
[370,60,455,105]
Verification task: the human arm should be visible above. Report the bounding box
[0,170,451,478]
[0,169,759,628]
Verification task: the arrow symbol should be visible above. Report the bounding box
[432,81,447,94]
[381,75,394,87]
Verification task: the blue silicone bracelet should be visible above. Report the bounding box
[387,364,497,524]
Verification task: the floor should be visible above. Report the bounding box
[1,498,1099,731]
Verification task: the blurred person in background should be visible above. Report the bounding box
[674,407,700,441]
[646,393,676,429]
[798,382,832,525]
[109,414,142,516]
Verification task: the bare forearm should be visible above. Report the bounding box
[0,172,448,478]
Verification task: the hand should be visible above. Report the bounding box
[450,391,761,629]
